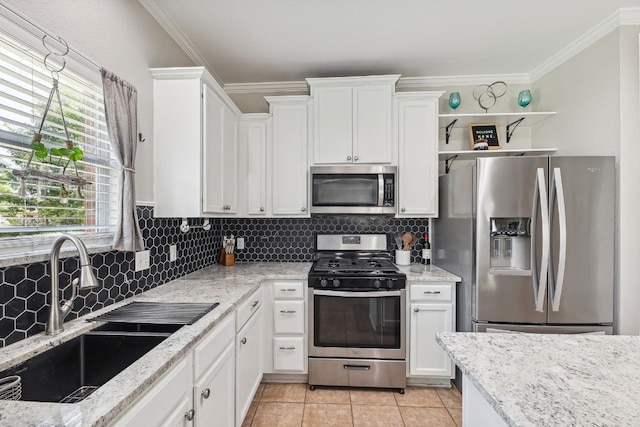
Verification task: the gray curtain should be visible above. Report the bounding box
[101,68,144,252]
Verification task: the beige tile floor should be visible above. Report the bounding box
[242,382,462,427]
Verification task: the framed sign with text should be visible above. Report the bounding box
[469,124,500,150]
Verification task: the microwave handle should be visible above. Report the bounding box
[378,174,384,207]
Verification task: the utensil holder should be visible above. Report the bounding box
[0,375,21,401]
[395,250,410,266]
[219,248,235,266]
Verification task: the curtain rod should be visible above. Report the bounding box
[0,2,102,72]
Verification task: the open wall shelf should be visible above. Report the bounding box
[439,148,558,173]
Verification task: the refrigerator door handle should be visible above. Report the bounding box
[532,168,549,312]
[550,167,567,311]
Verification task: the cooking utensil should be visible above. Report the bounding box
[402,233,413,251]
[395,233,404,250]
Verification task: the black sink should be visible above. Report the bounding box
[0,331,169,403]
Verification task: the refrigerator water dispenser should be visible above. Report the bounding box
[489,217,531,274]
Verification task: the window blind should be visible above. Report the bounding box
[0,18,118,254]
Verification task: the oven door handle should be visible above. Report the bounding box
[312,289,402,298]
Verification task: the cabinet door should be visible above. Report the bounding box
[397,94,440,217]
[202,83,226,214]
[312,86,352,164]
[270,98,309,216]
[112,357,193,427]
[409,303,453,377]
[222,104,238,213]
[194,342,235,427]
[246,119,268,215]
[236,307,263,426]
[353,85,393,164]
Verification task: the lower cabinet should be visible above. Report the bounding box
[262,280,307,374]
[235,288,264,426]
[408,282,456,379]
[112,315,237,427]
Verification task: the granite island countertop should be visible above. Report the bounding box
[437,332,640,427]
[0,262,459,426]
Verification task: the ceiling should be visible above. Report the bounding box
[140,0,639,89]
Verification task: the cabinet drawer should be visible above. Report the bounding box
[236,287,263,332]
[273,281,304,299]
[273,337,305,372]
[193,314,235,379]
[410,283,453,302]
[274,300,305,334]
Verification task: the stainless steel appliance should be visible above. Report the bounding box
[435,156,614,337]
[308,234,407,392]
[310,165,396,214]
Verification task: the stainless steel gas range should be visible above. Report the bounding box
[307,234,407,393]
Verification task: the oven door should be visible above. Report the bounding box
[308,288,406,360]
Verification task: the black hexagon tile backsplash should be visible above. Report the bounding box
[0,207,428,347]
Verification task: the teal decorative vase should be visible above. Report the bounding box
[448,92,461,110]
[518,90,532,107]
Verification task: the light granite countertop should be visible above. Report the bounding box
[0,262,459,426]
[437,332,640,427]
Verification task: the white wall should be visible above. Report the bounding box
[533,27,640,335]
[3,0,195,204]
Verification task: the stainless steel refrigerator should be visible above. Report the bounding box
[434,156,615,338]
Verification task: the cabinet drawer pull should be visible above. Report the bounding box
[201,388,211,399]
[424,291,441,294]
[279,310,296,314]
[251,300,259,308]
[343,364,370,371]
[241,337,247,344]
[279,346,296,350]
[185,409,195,421]
[281,288,297,292]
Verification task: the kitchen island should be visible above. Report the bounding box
[0,262,458,426]
[437,332,640,426]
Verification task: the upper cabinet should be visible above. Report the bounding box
[266,96,311,217]
[238,114,271,216]
[307,75,399,165]
[151,67,241,217]
[396,92,444,218]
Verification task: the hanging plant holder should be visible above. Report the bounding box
[11,35,88,203]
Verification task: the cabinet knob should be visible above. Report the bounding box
[260,207,265,212]
[354,156,359,161]
[201,388,211,399]
[401,208,406,212]
[241,337,247,344]
[301,207,306,212]
[251,300,259,308]
[414,307,421,312]
[347,156,352,161]
[185,409,195,421]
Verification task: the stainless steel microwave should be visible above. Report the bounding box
[310,165,397,214]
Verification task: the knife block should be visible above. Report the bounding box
[219,248,235,266]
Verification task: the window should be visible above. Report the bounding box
[0,19,117,256]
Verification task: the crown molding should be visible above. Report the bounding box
[531,7,640,82]
[138,0,224,87]
[396,74,531,89]
[224,81,309,94]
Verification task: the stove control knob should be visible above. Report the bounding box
[386,279,394,289]
[332,279,340,288]
[373,279,382,289]
[320,279,328,288]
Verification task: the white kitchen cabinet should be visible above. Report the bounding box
[238,114,270,216]
[263,280,307,375]
[396,92,444,217]
[151,67,241,217]
[193,315,235,427]
[408,282,455,379]
[111,355,193,427]
[307,75,399,165]
[265,96,310,216]
[235,288,264,426]
[112,314,236,427]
